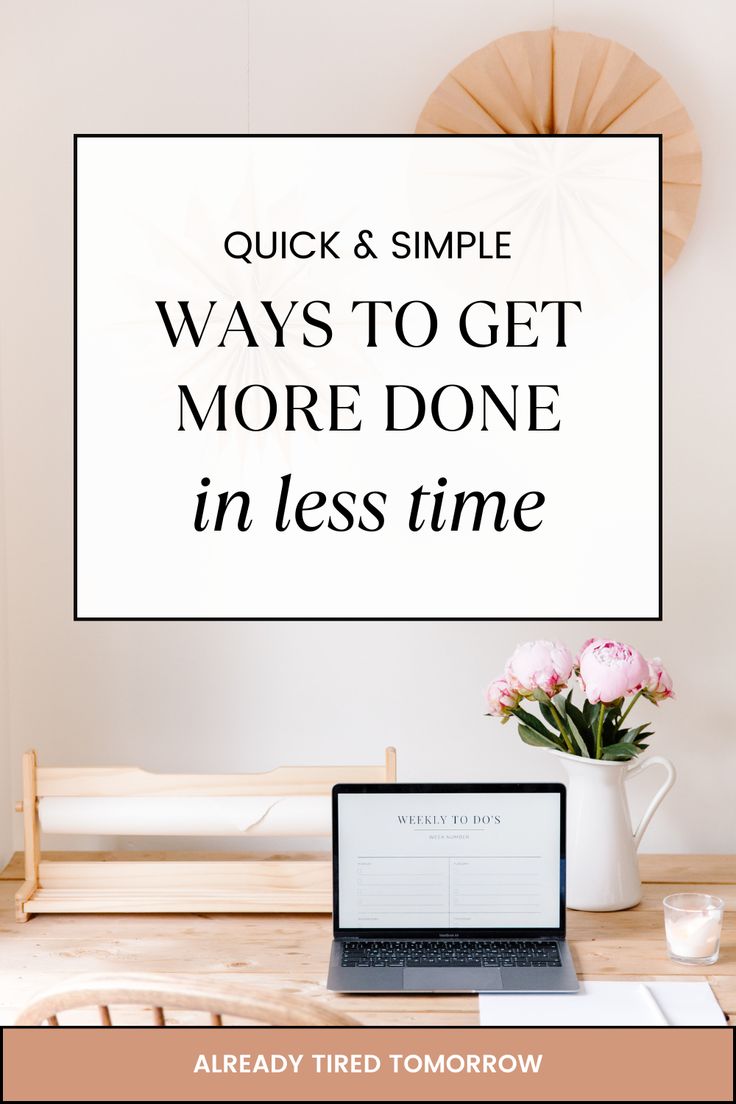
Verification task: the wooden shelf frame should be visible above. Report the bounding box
[14,747,397,921]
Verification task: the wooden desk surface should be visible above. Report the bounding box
[1,852,733,1026]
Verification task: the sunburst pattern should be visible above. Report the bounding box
[416,27,701,271]
[405,136,658,306]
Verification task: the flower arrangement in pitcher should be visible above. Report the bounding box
[485,639,674,760]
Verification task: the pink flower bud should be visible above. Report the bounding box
[578,639,649,704]
[485,677,521,718]
[645,657,675,703]
[505,640,574,699]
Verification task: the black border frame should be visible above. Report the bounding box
[331,782,566,940]
[73,133,663,622]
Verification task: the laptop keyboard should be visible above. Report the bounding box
[340,939,561,968]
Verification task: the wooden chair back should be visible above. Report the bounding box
[15,973,358,1027]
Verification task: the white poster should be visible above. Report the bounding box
[76,135,660,618]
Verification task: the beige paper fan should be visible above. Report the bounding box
[416,28,701,271]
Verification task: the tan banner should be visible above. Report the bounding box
[2,1027,733,1101]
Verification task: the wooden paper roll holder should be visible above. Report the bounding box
[14,747,397,922]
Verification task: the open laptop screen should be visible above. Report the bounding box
[334,785,564,935]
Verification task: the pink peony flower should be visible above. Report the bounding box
[505,640,574,698]
[578,639,649,704]
[485,677,521,718]
[575,638,595,669]
[645,657,675,703]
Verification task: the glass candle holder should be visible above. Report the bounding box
[663,893,724,965]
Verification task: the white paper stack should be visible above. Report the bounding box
[479,981,726,1026]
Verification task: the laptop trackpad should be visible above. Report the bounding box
[403,967,502,992]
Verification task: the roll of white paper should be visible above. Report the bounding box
[38,795,331,836]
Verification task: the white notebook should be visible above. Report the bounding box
[479,981,726,1026]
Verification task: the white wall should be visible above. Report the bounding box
[0,0,734,857]
[0,456,9,868]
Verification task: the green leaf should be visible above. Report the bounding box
[552,692,568,717]
[619,724,652,745]
[538,701,556,728]
[517,724,564,751]
[583,699,595,726]
[601,741,643,761]
[538,696,586,757]
[530,688,552,704]
[515,706,559,741]
[565,708,590,757]
[566,700,594,754]
[602,708,624,747]
[590,701,613,757]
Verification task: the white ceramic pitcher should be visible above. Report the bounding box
[544,748,676,911]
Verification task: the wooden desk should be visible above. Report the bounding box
[1,852,733,1025]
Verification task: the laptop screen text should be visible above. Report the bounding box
[337,790,561,930]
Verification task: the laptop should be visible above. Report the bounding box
[327,783,578,993]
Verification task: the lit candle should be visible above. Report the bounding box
[666,914,721,958]
[663,894,724,964]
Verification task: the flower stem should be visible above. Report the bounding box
[595,704,606,759]
[618,688,644,727]
[549,703,576,755]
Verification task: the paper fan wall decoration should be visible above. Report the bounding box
[416,28,701,271]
